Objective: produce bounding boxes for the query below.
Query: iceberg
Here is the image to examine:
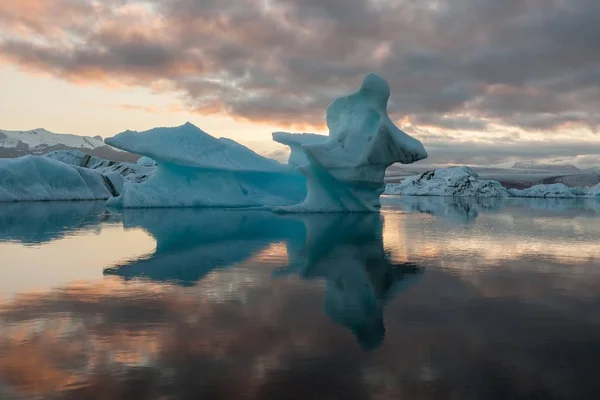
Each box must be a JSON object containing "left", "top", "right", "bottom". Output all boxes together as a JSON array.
[
  {"left": 0, "top": 155, "right": 120, "bottom": 202},
  {"left": 509, "top": 183, "right": 576, "bottom": 198},
  {"left": 586, "top": 184, "right": 600, "bottom": 197},
  {"left": 569, "top": 183, "right": 600, "bottom": 198},
  {"left": 385, "top": 166, "right": 510, "bottom": 197},
  {"left": 136, "top": 156, "right": 156, "bottom": 167},
  {"left": 46, "top": 150, "right": 155, "bottom": 183},
  {"left": 386, "top": 167, "right": 600, "bottom": 199},
  {"left": 104, "top": 123, "right": 307, "bottom": 208},
  {"left": 274, "top": 73, "right": 428, "bottom": 212}
]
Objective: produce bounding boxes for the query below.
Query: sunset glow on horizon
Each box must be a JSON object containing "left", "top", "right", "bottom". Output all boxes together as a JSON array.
[{"left": 1, "top": 0, "right": 600, "bottom": 165}]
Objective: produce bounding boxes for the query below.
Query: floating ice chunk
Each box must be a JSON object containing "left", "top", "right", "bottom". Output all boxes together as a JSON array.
[
  {"left": 0, "top": 155, "right": 115, "bottom": 202},
  {"left": 509, "top": 183, "right": 576, "bottom": 198},
  {"left": 105, "top": 123, "right": 306, "bottom": 208},
  {"left": 385, "top": 166, "right": 510, "bottom": 197},
  {"left": 584, "top": 183, "right": 600, "bottom": 197},
  {"left": 137, "top": 156, "right": 156, "bottom": 167},
  {"left": 274, "top": 73, "right": 428, "bottom": 212}
]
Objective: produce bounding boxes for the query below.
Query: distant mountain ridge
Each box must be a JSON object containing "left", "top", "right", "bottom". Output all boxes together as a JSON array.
[
  {"left": 0, "top": 128, "right": 139, "bottom": 162},
  {"left": 511, "top": 161, "right": 581, "bottom": 174}
]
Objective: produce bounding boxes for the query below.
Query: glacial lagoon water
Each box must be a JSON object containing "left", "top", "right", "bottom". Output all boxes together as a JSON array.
[{"left": 1, "top": 197, "right": 600, "bottom": 399}]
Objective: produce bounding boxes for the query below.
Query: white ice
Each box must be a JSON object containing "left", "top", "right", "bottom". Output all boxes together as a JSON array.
[
  {"left": 274, "top": 73, "right": 428, "bottom": 212},
  {"left": 272, "top": 132, "right": 328, "bottom": 168},
  {"left": 385, "top": 166, "right": 510, "bottom": 197},
  {"left": 586, "top": 184, "right": 600, "bottom": 197},
  {"left": 0, "top": 155, "right": 117, "bottom": 202},
  {"left": 46, "top": 150, "right": 155, "bottom": 183},
  {"left": 104, "top": 123, "right": 307, "bottom": 208},
  {"left": 386, "top": 166, "right": 600, "bottom": 199},
  {"left": 0, "top": 128, "right": 106, "bottom": 151},
  {"left": 509, "top": 183, "right": 577, "bottom": 198},
  {"left": 137, "top": 156, "right": 156, "bottom": 167}
]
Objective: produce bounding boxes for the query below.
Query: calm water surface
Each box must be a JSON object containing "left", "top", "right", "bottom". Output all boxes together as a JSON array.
[{"left": 1, "top": 197, "right": 600, "bottom": 399}]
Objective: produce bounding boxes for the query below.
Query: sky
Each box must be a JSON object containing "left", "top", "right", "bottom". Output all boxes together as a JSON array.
[{"left": 1, "top": 0, "right": 600, "bottom": 166}]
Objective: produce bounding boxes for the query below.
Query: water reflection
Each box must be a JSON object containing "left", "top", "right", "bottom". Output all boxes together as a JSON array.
[
  {"left": 0, "top": 201, "right": 112, "bottom": 244},
  {"left": 105, "top": 210, "right": 423, "bottom": 350},
  {"left": 104, "top": 209, "right": 304, "bottom": 285},
  {"left": 275, "top": 214, "right": 422, "bottom": 350},
  {"left": 382, "top": 195, "right": 600, "bottom": 223},
  {"left": 1, "top": 199, "right": 600, "bottom": 399}
]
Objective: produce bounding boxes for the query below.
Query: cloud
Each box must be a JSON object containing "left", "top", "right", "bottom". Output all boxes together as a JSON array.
[{"left": 1, "top": 0, "right": 600, "bottom": 163}]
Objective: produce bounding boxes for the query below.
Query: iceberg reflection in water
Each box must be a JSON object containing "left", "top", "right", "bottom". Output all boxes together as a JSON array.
[
  {"left": 0, "top": 201, "right": 112, "bottom": 244},
  {"left": 2, "top": 197, "right": 600, "bottom": 399},
  {"left": 105, "top": 209, "right": 423, "bottom": 349}
]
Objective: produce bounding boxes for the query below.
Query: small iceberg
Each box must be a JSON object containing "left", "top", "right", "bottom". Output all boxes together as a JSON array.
[
  {"left": 385, "top": 167, "right": 600, "bottom": 199},
  {"left": 385, "top": 166, "right": 510, "bottom": 197},
  {"left": 0, "top": 155, "right": 120, "bottom": 202},
  {"left": 509, "top": 183, "right": 576, "bottom": 198}
]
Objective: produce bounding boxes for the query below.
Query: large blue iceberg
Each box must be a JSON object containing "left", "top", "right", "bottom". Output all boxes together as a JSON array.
[
  {"left": 105, "top": 73, "right": 427, "bottom": 211},
  {"left": 105, "top": 123, "right": 306, "bottom": 208},
  {"left": 274, "top": 72, "right": 428, "bottom": 212}
]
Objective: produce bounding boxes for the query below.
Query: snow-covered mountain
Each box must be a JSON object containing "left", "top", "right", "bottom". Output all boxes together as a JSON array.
[{"left": 0, "top": 128, "right": 139, "bottom": 162}]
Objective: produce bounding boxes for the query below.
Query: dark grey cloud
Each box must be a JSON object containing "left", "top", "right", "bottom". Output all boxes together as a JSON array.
[
  {"left": 1, "top": 0, "right": 600, "bottom": 144},
  {"left": 411, "top": 114, "right": 489, "bottom": 131}
]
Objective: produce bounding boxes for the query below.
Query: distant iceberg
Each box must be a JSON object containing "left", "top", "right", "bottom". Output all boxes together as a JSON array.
[
  {"left": 509, "top": 183, "right": 576, "bottom": 198},
  {"left": 0, "top": 155, "right": 120, "bottom": 202},
  {"left": 105, "top": 123, "right": 306, "bottom": 208},
  {"left": 385, "top": 167, "right": 600, "bottom": 199},
  {"left": 274, "top": 73, "right": 428, "bottom": 212},
  {"left": 385, "top": 166, "right": 510, "bottom": 197},
  {"left": 586, "top": 184, "right": 600, "bottom": 197}
]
